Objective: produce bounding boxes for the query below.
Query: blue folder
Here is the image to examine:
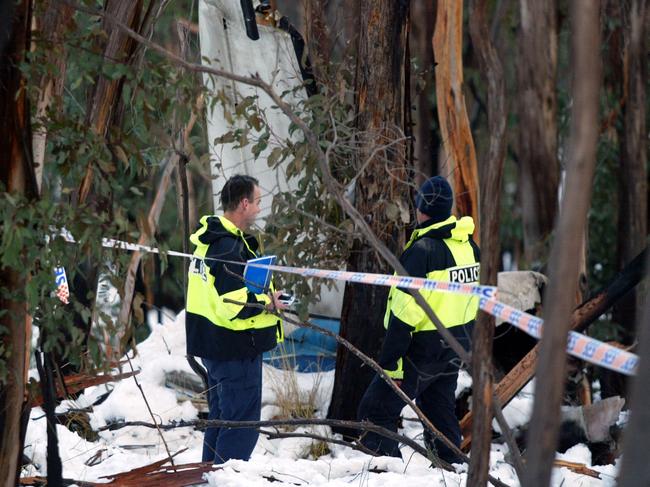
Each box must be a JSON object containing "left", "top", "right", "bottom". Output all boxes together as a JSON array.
[{"left": 244, "top": 255, "right": 276, "bottom": 293}]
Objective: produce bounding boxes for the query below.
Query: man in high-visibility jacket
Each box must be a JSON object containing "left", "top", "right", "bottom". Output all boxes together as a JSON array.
[
  {"left": 186, "top": 174, "right": 286, "bottom": 464},
  {"left": 357, "top": 175, "right": 479, "bottom": 464}
]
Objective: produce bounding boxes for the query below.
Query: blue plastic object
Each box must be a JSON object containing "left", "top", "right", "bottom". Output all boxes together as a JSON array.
[
  {"left": 244, "top": 255, "right": 276, "bottom": 293},
  {"left": 264, "top": 316, "right": 340, "bottom": 372}
]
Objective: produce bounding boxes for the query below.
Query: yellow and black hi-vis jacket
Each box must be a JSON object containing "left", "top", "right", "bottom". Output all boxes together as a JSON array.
[
  {"left": 378, "top": 215, "right": 480, "bottom": 379},
  {"left": 185, "top": 215, "right": 283, "bottom": 361}
]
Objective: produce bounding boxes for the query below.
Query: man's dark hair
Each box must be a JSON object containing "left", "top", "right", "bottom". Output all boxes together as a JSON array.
[{"left": 220, "top": 174, "right": 259, "bottom": 211}]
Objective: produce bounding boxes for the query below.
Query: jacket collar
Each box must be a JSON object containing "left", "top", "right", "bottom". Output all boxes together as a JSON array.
[{"left": 404, "top": 215, "right": 475, "bottom": 250}]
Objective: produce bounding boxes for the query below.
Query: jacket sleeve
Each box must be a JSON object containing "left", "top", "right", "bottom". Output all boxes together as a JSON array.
[
  {"left": 206, "top": 237, "right": 271, "bottom": 321},
  {"left": 377, "top": 242, "right": 429, "bottom": 377}
]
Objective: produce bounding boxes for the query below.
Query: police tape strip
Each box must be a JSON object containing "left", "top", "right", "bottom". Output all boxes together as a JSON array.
[
  {"left": 99, "top": 237, "right": 499, "bottom": 299},
  {"left": 254, "top": 263, "right": 498, "bottom": 299},
  {"left": 479, "top": 298, "right": 638, "bottom": 375},
  {"left": 52, "top": 236, "right": 638, "bottom": 376}
]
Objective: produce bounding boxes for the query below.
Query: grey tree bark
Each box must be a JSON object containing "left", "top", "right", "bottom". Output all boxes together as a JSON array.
[{"left": 516, "top": 0, "right": 559, "bottom": 269}]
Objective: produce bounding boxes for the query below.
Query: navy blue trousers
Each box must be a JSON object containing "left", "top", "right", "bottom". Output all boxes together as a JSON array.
[
  {"left": 357, "top": 325, "right": 472, "bottom": 464},
  {"left": 201, "top": 355, "right": 263, "bottom": 463}
]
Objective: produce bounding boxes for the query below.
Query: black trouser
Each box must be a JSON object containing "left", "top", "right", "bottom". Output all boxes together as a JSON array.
[{"left": 357, "top": 324, "right": 472, "bottom": 464}]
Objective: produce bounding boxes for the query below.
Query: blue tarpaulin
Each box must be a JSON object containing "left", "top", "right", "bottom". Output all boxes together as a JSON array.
[{"left": 264, "top": 316, "right": 340, "bottom": 372}]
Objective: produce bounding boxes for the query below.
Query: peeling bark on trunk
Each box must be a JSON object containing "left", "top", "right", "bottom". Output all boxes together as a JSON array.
[
  {"left": 0, "top": 1, "right": 36, "bottom": 485},
  {"left": 432, "top": 0, "right": 480, "bottom": 239},
  {"left": 328, "top": 0, "right": 410, "bottom": 430},
  {"left": 76, "top": 0, "right": 145, "bottom": 206},
  {"left": 523, "top": 2, "right": 601, "bottom": 485},
  {"left": 468, "top": 0, "right": 508, "bottom": 483},
  {"left": 516, "top": 0, "right": 559, "bottom": 268}
]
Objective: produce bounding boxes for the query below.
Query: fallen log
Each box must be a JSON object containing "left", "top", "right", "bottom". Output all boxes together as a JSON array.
[
  {"left": 460, "top": 247, "right": 647, "bottom": 451},
  {"left": 20, "top": 461, "right": 221, "bottom": 487},
  {"left": 28, "top": 370, "right": 138, "bottom": 408},
  {"left": 95, "top": 449, "right": 223, "bottom": 486}
]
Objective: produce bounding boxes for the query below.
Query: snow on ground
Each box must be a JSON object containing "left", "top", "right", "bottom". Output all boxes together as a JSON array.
[{"left": 22, "top": 310, "right": 620, "bottom": 486}]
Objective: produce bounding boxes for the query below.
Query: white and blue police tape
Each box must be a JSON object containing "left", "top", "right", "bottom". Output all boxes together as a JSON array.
[
  {"left": 54, "top": 235, "right": 638, "bottom": 376},
  {"left": 480, "top": 298, "right": 638, "bottom": 375}
]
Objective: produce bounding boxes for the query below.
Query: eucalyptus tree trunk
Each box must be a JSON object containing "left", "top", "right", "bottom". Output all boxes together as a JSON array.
[
  {"left": 70, "top": 0, "right": 148, "bottom": 363},
  {"left": 523, "top": 2, "right": 601, "bottom": 485},
  {"left": 32, "top": 0, "right": 74, "bottom": 193},
  {"left": 432, "top": 0, "right": 480, "bottom": 235},
  {"left": 328, "top": 0, "right": 410, "bottom": 427},
  {"left": 615, "top": 0, "right": 647, "bottom": 350},
  {"left": 468, "top": 0, "right": 507, "bottom": 483},
  {"left": 410, "top": 0, "right": 437, "bottom": 184},
  {"left": 0, "top": 1, "right": 36, "bottom": 485},
  {"left": 599, "top": 0, "right": 648, "bottom": 402},
  {"left": 76, "top": 0, "right": 147, "bottom": 206},
  {"left": 516, "top": 0, "right": 559, "bottom": 269},
  {"left": 618, "top": 255, "right": 650, "bottom": 486},
  {"left": 304, "top": 0, "right": 331, "bottom": 81}
]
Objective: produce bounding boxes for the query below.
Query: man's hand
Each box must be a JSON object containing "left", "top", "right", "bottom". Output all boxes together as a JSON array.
[{"left": 266, "top": 291, "right": 288, "bottom": 311}]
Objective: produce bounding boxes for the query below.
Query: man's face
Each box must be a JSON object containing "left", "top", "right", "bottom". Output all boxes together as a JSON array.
[{"left": 240, "top": 185, "right": 262, "bottom": 230}]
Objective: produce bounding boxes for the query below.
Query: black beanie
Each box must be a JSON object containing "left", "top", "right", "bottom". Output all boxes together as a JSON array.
[{"left": 415, "top": 176, "right": 453, "bottom": 222}]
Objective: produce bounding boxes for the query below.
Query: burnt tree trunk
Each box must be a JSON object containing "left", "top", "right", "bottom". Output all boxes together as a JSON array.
[
  {"left": 516, "top": 0, "right": 559, "bottom": 268},
  {"left": 328, "top": 0, "right": 410, "bottom": 429},
  {"left": 0, "top": 1, "right": 36, "bottom": 485},
  {"left": 432, "top": 0, "right": 480, "bottom": 237},
  {"left": 523, "top": 2, "right": 601, "bottom": 485},
  {"left": 468, "top": 0, "right": 507, "bottom": 483}
]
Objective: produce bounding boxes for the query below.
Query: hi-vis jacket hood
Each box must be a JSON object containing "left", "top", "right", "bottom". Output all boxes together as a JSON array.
[
  {"left": 406, "top": 215, "right": 475, "bottom": 249},
  {"left": 189, "top": 215, "right": 260, "bottom": 256}
]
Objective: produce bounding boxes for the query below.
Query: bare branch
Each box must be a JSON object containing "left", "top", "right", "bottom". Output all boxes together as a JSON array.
[
  {"left": 124, "top": 354, "right": 175, "bottom": 469},
  {"left": 257, "top": 428, "right": 404, "bottom": 458}
]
